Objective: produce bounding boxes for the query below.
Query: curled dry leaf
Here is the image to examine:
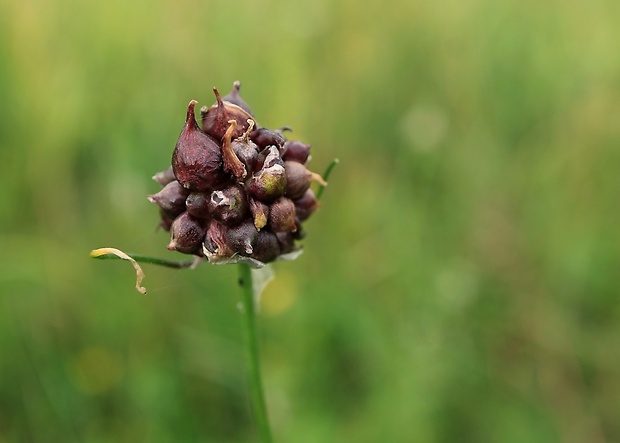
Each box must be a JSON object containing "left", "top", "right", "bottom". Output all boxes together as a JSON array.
[{"left": 90, "top": 247, "right": 147, "bottom": 294}]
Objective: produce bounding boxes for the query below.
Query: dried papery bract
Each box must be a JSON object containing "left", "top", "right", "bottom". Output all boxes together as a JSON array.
[{"left": 222, "top": 120, "right": 248, "bottom": 180}]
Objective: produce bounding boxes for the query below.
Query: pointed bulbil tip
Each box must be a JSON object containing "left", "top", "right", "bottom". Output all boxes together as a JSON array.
[
  {"left": 233, "top": 81, "right": 241, "bottom": 91},
  {"left": 152, "top": 166, "right": 175, "bottom": 186},
  {"left": 166, "top": 240, "right": 177, "bottom": 251},
  {"left": 213, "top": 87, "right": 224, "bottom": 107},
  {"left": 185, "top": 100, "right": 199, "bottom": 128}
]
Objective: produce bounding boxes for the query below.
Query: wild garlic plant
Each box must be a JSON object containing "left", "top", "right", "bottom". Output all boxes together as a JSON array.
[{"left": 91, "top": 81, "right": 337, "bottom": 443}]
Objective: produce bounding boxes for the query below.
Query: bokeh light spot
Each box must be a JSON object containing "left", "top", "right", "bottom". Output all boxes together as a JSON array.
[
  {"left": 260, "top": 271, "right": 298, "bottom": 316},
  {"left": 67, "top": 346, "right": 124, "bottom": 395}
]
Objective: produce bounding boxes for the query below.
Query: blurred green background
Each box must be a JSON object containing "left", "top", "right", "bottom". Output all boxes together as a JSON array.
[{"left": 1, "top": 0, "right": 620, "bottom": 441}]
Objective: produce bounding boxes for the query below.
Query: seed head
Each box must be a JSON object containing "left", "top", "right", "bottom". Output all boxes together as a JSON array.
[{"left": 150, "top": 82, "right": 329, "bottom": 265}]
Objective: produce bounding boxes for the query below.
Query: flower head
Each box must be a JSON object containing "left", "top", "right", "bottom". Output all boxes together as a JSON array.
[{"left": 149, "top": 82, "right": 325, "bottom": 268}]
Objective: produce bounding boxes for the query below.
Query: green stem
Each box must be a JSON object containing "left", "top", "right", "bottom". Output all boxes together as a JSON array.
[
  {"left": 317, "top": 158, "right": 339, "bottom": 200},
  {"left": 238, "top": 264, "right": 273, "bottom": 443}
]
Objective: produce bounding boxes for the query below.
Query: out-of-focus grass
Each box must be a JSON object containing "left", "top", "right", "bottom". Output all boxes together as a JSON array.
[{"left": 1, "top": 0, "right": 620, "bottom": 441}]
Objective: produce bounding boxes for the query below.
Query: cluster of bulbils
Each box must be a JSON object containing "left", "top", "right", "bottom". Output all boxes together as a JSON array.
[{"left": 148, "top": 82, "right": 325, "bottom": 267}]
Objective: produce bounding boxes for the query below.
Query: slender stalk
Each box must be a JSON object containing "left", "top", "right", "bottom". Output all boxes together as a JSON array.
[
  {"left": 238, "top": 263, "right": 273, "bottom": 443},
  {"left": 91, "top": 252, "right": 195, "bottom": 269}
]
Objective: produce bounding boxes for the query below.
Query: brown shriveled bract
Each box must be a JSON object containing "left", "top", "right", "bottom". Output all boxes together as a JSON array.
[{"left": 221, "top": 119, "right": 250, "bottom": 180}]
